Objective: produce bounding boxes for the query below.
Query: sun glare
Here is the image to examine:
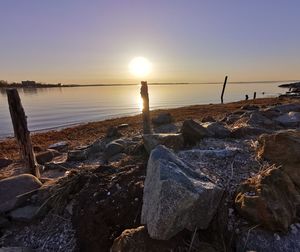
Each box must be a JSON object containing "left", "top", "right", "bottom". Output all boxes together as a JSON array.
[{"left": 129, "top": 57, "right": 152, "bottom": 78}]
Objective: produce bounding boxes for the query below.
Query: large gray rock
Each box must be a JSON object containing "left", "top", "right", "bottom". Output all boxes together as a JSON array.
[
  {"left": 35, "top": 149, "right": 60, "bottom": 164},
  {"left": 8, "top": 205, "right": 39, "bottom": 222},
  {"left": 181, "top": 119, "right": 212, "bottom": 145},
  {"left": 268, "top": 103, "right": 300, "bottom": 114},
  {"left": 141, "top": 145, "right": 224, "bottom": 240},
  {"left": 48, "top": 141, "right": 69, "bottom": 152},
  {"left": 104, "top": 140, "right": 125, "bottom": 158},
  {"left": 152, "top": 113, "right": 173, "bottom": 126},
  {"left": 153, "top": 123, "right": 178, "bottom": 134},
  {"left": 236, "top": 226, "right": 300, "bottom": 252},
  {"left": 275, "top": 111, "right": 300, "bottom": 127},
  {"left": 143, "top": 133, "right": 184, "bottom": 154},
  {"left": 0, "top": 158, "right": 13, "bottom": 169},
  {"left": 201, "top": 122, "right": 231, "bottom": 138},
  {"left": 0, "top": 174, "right": 42, "bottom": 213}
]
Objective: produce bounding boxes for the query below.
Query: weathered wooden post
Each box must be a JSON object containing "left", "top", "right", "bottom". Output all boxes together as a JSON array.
[
  {"left": 221, "top": 75, "right": 228, "bottom": 104},
  {"left": 6, "top": 89, "right": 40, "bottom": 177},
  {"left": 140, "top": 81, "right": 151, "bottom": 134},
  {"left": 253, "top": 92, "right": 257, "bottom": 100}
]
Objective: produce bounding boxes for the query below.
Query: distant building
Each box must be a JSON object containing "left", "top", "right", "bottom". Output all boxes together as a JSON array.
[{"left": 21, "top": 80, "right": 36, "bottom": 87}]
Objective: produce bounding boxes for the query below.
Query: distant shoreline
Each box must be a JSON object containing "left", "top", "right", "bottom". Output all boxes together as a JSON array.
[{"left": 0, "top": 79, "right": 299, "bottom": 89}]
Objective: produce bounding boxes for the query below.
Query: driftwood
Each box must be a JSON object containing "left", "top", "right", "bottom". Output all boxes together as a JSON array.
[
  {"left": 6, "top": 89, "right": 40, "bottom": 177},
  {"left": 221, "top": 76, "right": 228, "bottom": 104},
  {"left": 140, "top": 81, "right": 151, "bottom": 134}
]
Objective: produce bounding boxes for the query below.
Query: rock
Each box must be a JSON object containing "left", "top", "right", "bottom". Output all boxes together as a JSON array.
[
  {"left": 111, "top": 226, "right": 186, "bottom": 252},
  {"left": 275, "top": 112, "right": 300, "bottom": 127},
  {"left": 0, "top": 158, "right": 12, "bottom": 169},
  {"left": 104, "top": 140, "right": 125, "bottom": 158},
  {"left": 48, "top": 141, "right": 69, "bottom": 152},
  {"left": 201, "top": 115, "right": 216, "bottom": 123},
  {"left": 67, "top": 148, "right": 88, "bottom": 161},
  {"left": 117, "top": 123, "right": 129, "bottom": 129},
  {"left": 141, "top": 145, "right": 224, "bottom": 240},
  {"left": 241, "top": 104, "right": 259, "bottom": 111},
  {"left": 257, "top": 130, "right": 300, "bottom": 165},
  {"left": 106, "top": 126, "right": 121, "bottom": 138},
  {"left": 0, "top": 174, "right": 42, "bottom": 213},
  {"left": 257, "top": 130, "right": 300, "bottom": 187},
  {"left": 235, "top": 167, "right": 300, "bottom": 232},
  {"left": 153, "top": 123, "right": 178, "bottom": 134},
  {"left": 269, "top": 103, "right": 300, "bottom": 114},
  {"left": 35, "top": 149, "right": 61, "bottom": 165},
  {"left": 108, "top": 153, "right": 127, "bottom": 163},
  {"left": 181, "top": 119, "right": 212, "bottom": 145},
  {"left": 201, "top": 122, "right": 231, "bottom": 138},
  {"left": 152, "top": 113, "right": 173, "bottom": 126},
  {"left": 8, "top": 205, "right": 39, "bottom": 222},
  {"left": 143, "top": 133, "right": 184, "bottom": 154},
  {"left": 0, "top": 215, "right": 9, "bottom": 227},
  {"left": 236, "top": 227, "right": 300, "bottom": 252},
  {"left": 230, "top": 126, "right": 270, "bottom": 138},
  {"left": 248, "top": 112, "right": 274, "bottom": 128}
]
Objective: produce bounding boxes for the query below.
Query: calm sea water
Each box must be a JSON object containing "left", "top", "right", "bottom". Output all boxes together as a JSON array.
[{"left": 0, "top": 82, "right": 286, "bottom": 138}]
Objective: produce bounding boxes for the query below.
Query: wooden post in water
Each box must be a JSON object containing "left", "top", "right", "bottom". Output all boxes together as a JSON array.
[
  {"left": 253, "top": 92, "right": 257, "bottom": 100},
  {"left": 6, "top": 89, "right": 40, "bottom": 178},
  {"left": 140, "top": 81, "right": 151, "bottom": 134},
  {"left": 221, "top": 76, "right": 228, "bottom": 104}
]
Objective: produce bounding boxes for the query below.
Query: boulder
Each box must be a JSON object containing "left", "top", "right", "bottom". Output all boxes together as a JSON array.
[
  {"left": 0, "top": 158, "right": 12, "bottom": 169},
  {"left": 235, "top": 167, "right": 300, "bottom": 232},
  {"left": 143, "top": 133, "right": 184, "bottom": 154},
  {"left": 268, "top": 103, "right": 300, "bottom": 114},
  {"left": 106, "top": 126, "right": 121, "bottom": 138},
  {"left": 241, "top": 104, "right": 259, "bottom": 111},
  {"left": 67, "top": 147, "right": 88, "bottom": 161},
  {"left": 275, "top": 112, "right": 300, "bottom": 127},
  {"left": 111, "top": 226, "right": 184, "bottom": 252},
  {"left": 104, "top": 140, "right": 125, "bottom": 158},
  {"left": 35, "top": 149, "right": 61, "bottom": 164},
  {"left": 141, "top": 145, "right": 224, "bottom": 240},
  {"left": 230, "top": 126, "right": 270, "bottom": 138},
  {"left": 257, "top": 130, "right": 300, "bottom": 165},
  {"left": 152, "top": 113, "right": 173, "bottom": 126},
  {"left": 248, "top": 112, "right": 274, "bottom": 128},
  {"left": 8, "top": 205, "right": 39, "bottom": 222},
  {"left": 181, "top": 119, "right": 212, "bottom": 145},
  {"left": 153, "top": 123, "right": 178, "bottom": 134},
  {"left": 236, "top": 226, "right": 300, "bottom": 252},
  {"left": 201, "top": 115, "right": 216, "bottom": 123},
  {"left": 0, "top": 174, "right": 42, "bottom": 213},
  {"left": 257, "top": 130, "right": 300, "bottom": 187},
  {"left": 0, "top": 215, "right": 9, "bottom": 228},
  {"left": 48, "top": 141, "right": 69, "bottom": 152},
  {"left": 201, "top": 122, "right": 231, "bottom": 138}
]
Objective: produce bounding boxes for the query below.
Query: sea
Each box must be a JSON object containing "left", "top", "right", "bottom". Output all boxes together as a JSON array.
[{"left": 0, "top": 82, "right": 290, "bottom": 138}]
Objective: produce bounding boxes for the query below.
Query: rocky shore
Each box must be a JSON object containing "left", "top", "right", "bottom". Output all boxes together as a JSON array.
[{"left": 1, "top": 97, "right": 300, "bottom": 251}]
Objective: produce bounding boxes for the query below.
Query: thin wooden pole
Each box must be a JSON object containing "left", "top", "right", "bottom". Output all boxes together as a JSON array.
[
  {"left": 221, "top": 76, "right": 228, "bottom": 104},
  {"left": 253, "top": 92, "right": 256, "bottom": 100},
  {"left": 140, "top": 81, "right": 151, "bottom": 134},
  {"left": 6, "top": 89, "right": 40, "bottom": 177}
]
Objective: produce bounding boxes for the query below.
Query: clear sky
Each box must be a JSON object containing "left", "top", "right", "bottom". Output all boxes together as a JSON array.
[{"left": 1, "top": 0, "right": 300, "bottom": 84}]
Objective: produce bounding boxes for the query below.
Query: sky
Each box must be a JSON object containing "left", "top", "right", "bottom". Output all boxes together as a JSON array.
[{"left": 0, "top": 0, "right": 300, "bottom": 84}]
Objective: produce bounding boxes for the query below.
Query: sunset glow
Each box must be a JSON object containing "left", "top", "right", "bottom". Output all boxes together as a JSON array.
[{"left": 129, "top": 57, "right": 152, "bottom": 78}]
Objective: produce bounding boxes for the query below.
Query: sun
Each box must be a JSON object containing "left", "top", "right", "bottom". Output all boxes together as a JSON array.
[{"left": 129, "top": 57, "right": 152, "bottom": 78}]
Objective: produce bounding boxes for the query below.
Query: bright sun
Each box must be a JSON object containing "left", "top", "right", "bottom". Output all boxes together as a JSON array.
[{"left": 129, "top": 57, "right": 152, "bottom": 78}]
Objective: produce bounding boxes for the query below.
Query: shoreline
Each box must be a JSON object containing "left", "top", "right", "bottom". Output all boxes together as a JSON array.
[{"left": 0, "top": 97, "right": 295, "bottom": 160}]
